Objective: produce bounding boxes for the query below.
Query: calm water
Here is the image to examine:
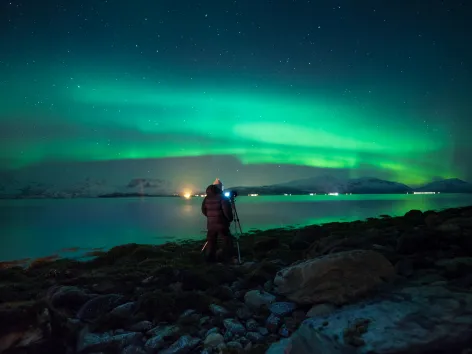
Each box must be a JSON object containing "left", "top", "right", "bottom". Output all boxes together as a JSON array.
[{"left": 1, "top": 194, "right": 472, "bottom": 262}]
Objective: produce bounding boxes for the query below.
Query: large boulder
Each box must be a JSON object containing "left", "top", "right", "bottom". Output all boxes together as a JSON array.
[
  {"left": 273, "top": 250, "right": 395, "bottom": 305},
  {"left": 267, "top": 285, "right": 472, "bottom": 353}
]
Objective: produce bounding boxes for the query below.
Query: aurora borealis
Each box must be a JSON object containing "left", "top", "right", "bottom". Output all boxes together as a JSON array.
[{"left": 1, "top": 1, "right": 471, "bottom": 188}]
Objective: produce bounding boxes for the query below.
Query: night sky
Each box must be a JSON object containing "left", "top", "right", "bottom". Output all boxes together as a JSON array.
[{"left": 1, "top": 0, "right": 471, "bottom": 191}]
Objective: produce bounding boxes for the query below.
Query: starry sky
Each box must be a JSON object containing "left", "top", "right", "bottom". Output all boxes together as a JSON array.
[{"left": 1, "top": 0, "right": 471, "bottom": 191}]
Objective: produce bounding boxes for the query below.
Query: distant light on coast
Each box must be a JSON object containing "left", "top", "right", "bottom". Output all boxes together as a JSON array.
[
  {"left": 413, "top": 191, "right": 438, "bottom": 194},
  {"left": 182, "top": 191, "right": 192, "bottom": 199}
]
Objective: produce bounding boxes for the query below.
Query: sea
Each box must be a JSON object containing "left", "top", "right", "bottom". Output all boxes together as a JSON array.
[{"left": 1, "top": 193, "right": 472, "bottom": 263}]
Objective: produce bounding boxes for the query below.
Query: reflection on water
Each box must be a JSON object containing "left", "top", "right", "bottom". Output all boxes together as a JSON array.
[{"left": 1, "top": 193, "right": 471, "bottom": 261}]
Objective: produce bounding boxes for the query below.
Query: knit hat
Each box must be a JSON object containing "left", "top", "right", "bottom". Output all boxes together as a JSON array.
[{"left": 212, "top": 178, "right": 223, "bottom": 191}]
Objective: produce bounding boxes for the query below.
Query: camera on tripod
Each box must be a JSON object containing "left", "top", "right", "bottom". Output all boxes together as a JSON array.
[{"left": 224, "top": 190, "right": 238, "bottom": 200}]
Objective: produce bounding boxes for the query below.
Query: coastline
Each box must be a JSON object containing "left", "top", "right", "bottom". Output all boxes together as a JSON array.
[{"left": 1, "top": 206, "right": 472, "bottom": 353}]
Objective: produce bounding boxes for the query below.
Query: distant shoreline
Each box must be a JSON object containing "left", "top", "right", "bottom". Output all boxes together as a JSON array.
[{"left": 0, "top": 191, "right": 471, "bottom": 200}]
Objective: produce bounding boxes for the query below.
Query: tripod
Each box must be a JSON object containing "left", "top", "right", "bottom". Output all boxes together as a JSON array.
[{"left": 230, "top": 196, "right": 243, "bottom": 264}]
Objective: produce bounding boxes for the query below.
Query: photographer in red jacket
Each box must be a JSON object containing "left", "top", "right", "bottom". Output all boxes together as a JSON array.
[{"left": 201, "top": 180, "right": 234, "bottom": 263}]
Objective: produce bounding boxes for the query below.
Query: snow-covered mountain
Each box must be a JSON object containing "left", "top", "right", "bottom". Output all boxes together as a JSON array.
[
  {"left": 274, "top": 175, "right": 347, "bottom": 193},
  {"left": 117, "top": 178, "right": 174, "bottom": 195},
  {"left": 273, "top": 175, "right": 411, "bottom": 194},
  {"left": 415, "top": 178, "right": 472, "bottom": 193},
  {"left": 346, "top": 177, "right": 412, "bottom": 194},
  {"left": 0, "top": 177, "right": 175, "bottom": 198}
]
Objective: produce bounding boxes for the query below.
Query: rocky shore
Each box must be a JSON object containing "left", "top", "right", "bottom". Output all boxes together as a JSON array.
[{"left": 1, "top": 206, "right": 472, "bottom": 354}]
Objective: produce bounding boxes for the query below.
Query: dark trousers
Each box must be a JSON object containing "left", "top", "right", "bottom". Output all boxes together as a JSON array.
[{"left": 205, "top": 228, "right": 234, "bottom": 262}]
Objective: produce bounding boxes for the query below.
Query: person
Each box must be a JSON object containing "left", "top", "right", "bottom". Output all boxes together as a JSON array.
[{"left": 201, "top": 181, "right": 234, "bottom": 263}]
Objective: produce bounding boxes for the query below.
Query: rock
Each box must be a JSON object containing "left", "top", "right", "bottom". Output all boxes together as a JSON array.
[
  {"left": 244, "top": 290, "right": 276, "bottom": 310},
  {"left": 177, "top": 309, "right": 200, "bottom": 325},
  {"left": 394, "top": 258, "right": 414, "bottom": 277},
  {"left": 269, "top": 302, "right": 297, "bottom": 317},
  {"left": 424, "top": 212, "right": 440, "bottom": 228},
  {"left": 435, "top": 257, "right": 472, "bottom": 278},
  {"left": 159, "top": 335, "right": 200, "bottom": 354},
  {"left": 145, "top": 325, "right": 180, "bottom": 350},
  {"left": 209, "top": 304, "right": 230, "bottom": 317},
  {"left": 396, "top": 230, "right": 430, "bottom": 254},
  {"left": 223, "top": 318, "right": 246, "bottom": 334},
  {"left": 109, "top": 301, "right": 137, "bottom": 318},
  {"left": 204, "top": 332, "right": 224, "bottom": 348},
  {"left": 205, "top": 327, "right": 219, "bottom": 337},
  {"left": 122, "top": 345, "right": 147, "bottom": 354},
  {"left": 266, "top": 327, "right": 355, "bottom": 354},
  {"left": 127, "top": 320, "right": 153, "bottom": 332},
  {"left": 77, "top": 294, "right": 125, "bottom": 322},
  {"left": 290, "top": 225, "right": 326, "bottom": 250},
  {"left": 227, "top": 340, "right": 243, "bottom": 349},
  {"left": 266, "top": 314, "right": 282, "bottom": 333},
  {"left": 275, "top": 285, "right": 472, "bottom": 353},
  {"left": 47, "top": 285, "right": 95, "bottom": 310},
  {"left": 247, "top": 331, "right": 264, "bottom": 343},
  {"left": 274, "top": 250, "right": 395, "bottom": 305},
  {"left": 236, "top": 305, "right": 253, "bottom": 320},
  {"left": 245, "top": 319, "right": 259, "bottom": 331},
  {"left": 258, "top": 326, "right": 269, "bottom": 336},
  {"left": 253, "top": 237, "right": 280, "bottom": 253},
  {"left": 76, "top": 329, "right": 143, "bottom": 353},
  {"left": 306, "top": 303, "right": 336, "bottom": 318},
  {"left": 403, "top": 209, "right": 424, "bottom": 225}
]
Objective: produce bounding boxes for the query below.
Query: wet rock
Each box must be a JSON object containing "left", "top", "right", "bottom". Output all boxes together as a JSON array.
[
  {"left": 205, "top": 327, "right": 219, "bottom": 337},
  {"left": 209, "top": 304, "right": 230, "bottom": 317},
  {"left": 258, "top": 326, "right": 269, "bottom": 336},
  {"left": 109, "top": 302, "right": 137, "bottom": 318},
  {"left": 76, "top": 329, "right": 143, "bottom": 353},
  {"left": 127, "top": 320, "right": 153, "bottom": 332},
  {"left": 266, "top": 314, "right": 282, "bottom": 333},
  {"left": 199, "top": 316, "right": 210, "bottom": 326},
  {"left": 244, "top": 290, "right": 276, "bottom": 310},
  {"left": 223, "top": 318, "right": 246, "bottom": 334},
  {"left": 274, "top": 250, "right": 394, "bottom": 305},
  {"left": 203, "top": 332, "right": 224, "bottom": 348},
  {"left": 236, "top": 305, "right": 253, "bottom": 320},
  {"left": 247, "top": 331, "right": 264, "bottom": 343},
  {"left": 227, "top": 341, "right": 243, "bottom": 349},
  {"left": 47, "top": 285, "right": 95, "bottom": 311},
  {"left": 145, "top": 325, "right": 180, "bottom": 350},
  {"left": 160, "top": 335, "right": 200, "bottom": 354},
  {"left": 177, "top": 309, "right": 200, "bottom": 325},
  {"left": 269, "top": 302, "right": 297, "bottom": 317},
  {"left": 77, "top": 294, "right": 125, "bottom": 322},
  {"left": 122, "top": 345, "right": 147, "bottom": 354},
  {"left": 245, "top": 319, "right": 259, "bottom": 331}
]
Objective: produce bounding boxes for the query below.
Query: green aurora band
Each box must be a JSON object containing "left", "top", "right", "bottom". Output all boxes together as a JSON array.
[{"left": 0, "top": 72, "right": 456, "bottom": 185}]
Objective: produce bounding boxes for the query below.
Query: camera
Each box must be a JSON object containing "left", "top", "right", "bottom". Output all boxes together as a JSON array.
[{"left": 224, "top": 190, "right": 238, "bottom": 199}]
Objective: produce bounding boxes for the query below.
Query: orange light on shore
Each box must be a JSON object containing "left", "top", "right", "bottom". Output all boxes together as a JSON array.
[{"left": 183, "top": 191, "right": 192, "bottom": 199}]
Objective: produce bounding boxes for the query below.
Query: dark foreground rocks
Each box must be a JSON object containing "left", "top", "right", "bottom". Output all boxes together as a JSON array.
[{"left": 1, "top": 205, "right": 472, "bottom": 353}]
